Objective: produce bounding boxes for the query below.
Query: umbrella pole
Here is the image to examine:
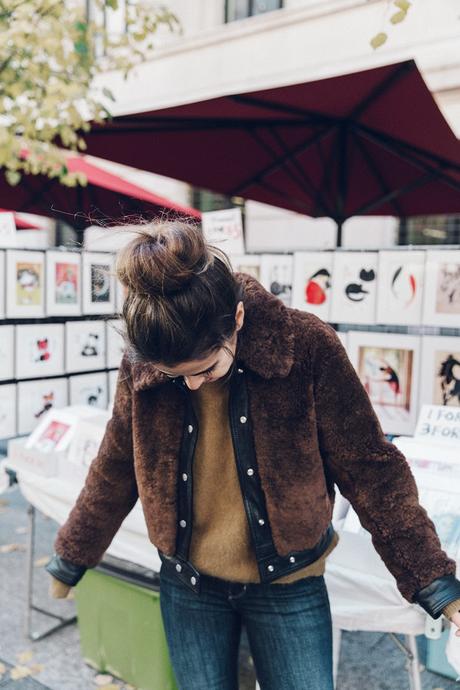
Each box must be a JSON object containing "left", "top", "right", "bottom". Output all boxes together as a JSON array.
[{"left": 336, "top": 220, "right": 343, "bottom": 248}]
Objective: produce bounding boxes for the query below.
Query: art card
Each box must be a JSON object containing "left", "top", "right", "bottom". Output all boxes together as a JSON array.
[
  {"left": 0, "top": 325, "right": 14, "bottom": 381},
  {"left": 82, "top": 252, "right": 116, "bottom": 315},
  {"left": 202, "top": 208, "right": 245, "bottom": 255},
  {"left": 423, "top": 250, "right": 460, "bottom": 327},
  {"left": 260, "top": 255, "right": 293, "bottom": 306},
  {"left": 231, "top": 255, "right": 261, "bottom": 281},
  {"left": 419, "top": 336, "right": 460, "bottom": 409},
  {"left": 46, "top": 250, "right": 81, "bottom": 316},
  {"left": 0, "top": 250, "right": 5, "bottom": 318},
  {"left": 15, "top": 323, "right": 65, "bottom": 379},
  {"left": 0, "top": 384, "right": 16, "bottom": 439},
  {"left": 69, "top": 372, "right": 108, "bottom": 410},
  {"left": 347, "top": 331, "right": 421, "bottom": 435},
  {"left": 17, "top": 377, "right": 68, "bottom": 435},
  {"left": 106, "top": 319, "right": 125, "bottom": 369},
  {"left": 6, "top": 250, "right": 45, "bottom": 318},
  {"left": 330, "top": 252, "right": 378, "bottom": 324},
  {"left": 291, "top": 252, "right": 334, "bottom": 320},
  {"left": 65, "top": 320, "right": 106, "bottom": 373},
  {"left": 376, "top": 250, "right": 426, "bottom": 326}
]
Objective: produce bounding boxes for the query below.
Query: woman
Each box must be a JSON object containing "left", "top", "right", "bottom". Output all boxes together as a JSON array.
[{"left": 47, "top": 221, "right": 460, "bottom": 690}]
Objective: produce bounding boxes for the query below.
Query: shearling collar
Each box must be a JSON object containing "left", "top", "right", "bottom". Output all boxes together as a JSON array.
[{"left": 130, "top": 272, "right": 295, "bottom": 391}]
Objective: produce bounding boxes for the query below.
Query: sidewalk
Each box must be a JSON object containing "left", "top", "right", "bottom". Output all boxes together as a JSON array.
[{"left": 1, "top": 484, "right": 458, "bottom": 690}]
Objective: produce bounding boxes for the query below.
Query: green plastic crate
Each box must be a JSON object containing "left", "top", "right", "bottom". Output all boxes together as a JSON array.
[
  {"left": 75, "top": 568, "right": 178, "bottom": 690},
  {"left": 426, "top": 626, "right": 459, "bottom": 682}
]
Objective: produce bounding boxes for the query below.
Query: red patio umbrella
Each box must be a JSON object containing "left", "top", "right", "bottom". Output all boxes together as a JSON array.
[
  {"left": 82, "top": 59, "right": 460, "bottom": 245},
  {"left": 0, "top": 154, "right": 200, "bottom": 230}
]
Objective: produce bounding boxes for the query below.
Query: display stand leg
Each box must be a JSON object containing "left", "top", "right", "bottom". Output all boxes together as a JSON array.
[
  {"left": 25, "top": 503, "right": 77, "bottom": 641},
  {"left": 388, "top": 633, "right": 422, "bottom": 690},
  {"left": 332, "top": 626, "right": 341, "bottom": 688}
]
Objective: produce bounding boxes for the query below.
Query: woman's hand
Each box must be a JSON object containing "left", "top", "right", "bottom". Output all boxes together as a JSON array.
[
  {"left": 49, "top": 576, "right": 72, "bottom": 599},
  {"left": 450, "top": 610, "right": 460, "bottom": 637}
]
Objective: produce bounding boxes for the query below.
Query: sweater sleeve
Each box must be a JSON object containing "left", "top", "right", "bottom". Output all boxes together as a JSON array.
[
  {"left": 52, "top": 355, "right": 138, "bottom": 570},
  {"left": 310, "top": 317, "right": 459, "bottom": 614}
]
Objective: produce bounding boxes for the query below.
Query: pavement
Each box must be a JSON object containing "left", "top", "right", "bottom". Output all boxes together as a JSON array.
[{"left": 1, "top": 480, "right": 459, "bottom": 690}]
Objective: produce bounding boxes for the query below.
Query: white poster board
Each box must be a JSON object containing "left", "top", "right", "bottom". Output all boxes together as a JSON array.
[{"left": 202, "top": 208, "right": 245, "bottom": 255}]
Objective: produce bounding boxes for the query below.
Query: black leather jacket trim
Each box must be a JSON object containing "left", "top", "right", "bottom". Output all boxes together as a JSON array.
[
  {"left": 413, "top": 574, "right": 460, "bottom": 619},
  {"left": 45, "top": 553, "right": 87, "bottom": 587}
]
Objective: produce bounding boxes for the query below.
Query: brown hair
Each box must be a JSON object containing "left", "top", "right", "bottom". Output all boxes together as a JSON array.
[{"left": 115, "top": 220, "right": 244, "bottom": 366}]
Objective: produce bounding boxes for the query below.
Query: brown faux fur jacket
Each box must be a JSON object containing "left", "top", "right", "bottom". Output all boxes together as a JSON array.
[{"left": 54, "top": 273, "right": 457, "bottom": 605}]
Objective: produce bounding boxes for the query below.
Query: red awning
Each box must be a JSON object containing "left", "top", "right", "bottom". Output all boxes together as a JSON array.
[
  {"left": 0, "top": 153, "right": 200, "bottom": 229},
  {"left": 82, "top": 59, "right": 460, "bottom": 229}
]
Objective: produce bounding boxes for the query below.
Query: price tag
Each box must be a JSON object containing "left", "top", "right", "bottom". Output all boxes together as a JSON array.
[{"left": 414, "top": 404, "right": 460, "bottom": 445}]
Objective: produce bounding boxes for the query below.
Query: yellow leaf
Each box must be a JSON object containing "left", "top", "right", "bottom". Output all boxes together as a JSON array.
[
  {"left": 370, "top": 32, "right": 388, "bottom": 49},
  {"left": 390, "top": 9, "right": 407, "bottom": 24},
  {"left": 0, "top": 662, "right": 6, "bottom": 676},
  {"left": 394, "top": 0, "right": 411, "bottom": 10},
  {"left": 29, "top": 664, "right": 44, "bottom": 675},
  {"left": 0, "top": 542, "right": 25, "bottom": 552},
  {"left": 95, "top": 674, "right": 114, "bottom": 685},
  {"left": 10, "top": 665, "right": 33, "bottom": 680},
  {"left": 34, "top": 556, "right": 51, "bottom": 567},
  {"left": 16, "top": 650, "right": 33, "bottom": 663}
]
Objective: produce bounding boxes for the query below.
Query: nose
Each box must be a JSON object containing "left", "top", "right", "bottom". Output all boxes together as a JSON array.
[{"left": 184, "top": 376, "right": 205, "bottom": 390}]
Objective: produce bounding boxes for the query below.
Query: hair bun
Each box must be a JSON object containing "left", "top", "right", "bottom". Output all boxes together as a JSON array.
[{"left": 116, "top": 221, "right": 211, "bottom": 296}]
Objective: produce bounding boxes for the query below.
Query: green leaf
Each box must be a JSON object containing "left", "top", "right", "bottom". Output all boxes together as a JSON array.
[
  {"left": 74, "top": 41, "right": 89, "bottom": 55},
  {"left": 5, "top": 170, "right": 21, "bottom": 186},
  {"left": 390, "top": 9, "right": 407, "bottom": 24},
  {"left": 105, "top": 0, "right": 119, "bottom": 9},
  {"left": 394, "top": 0, "right": 411, "bottom": 10}
]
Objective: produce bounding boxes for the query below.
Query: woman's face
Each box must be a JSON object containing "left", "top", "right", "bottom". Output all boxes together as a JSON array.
[{"left": 155, "top": 301, "right": 245, "bottom": 390}]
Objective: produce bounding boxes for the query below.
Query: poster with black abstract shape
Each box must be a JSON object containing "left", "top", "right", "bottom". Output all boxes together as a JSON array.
[
  {"left": 330, "top": 252, "right": 378, "bottom": 324},
  {"left": 17, "top": 377, "right": 68, "bottom": 435},
  {"left": 419, "top": 336, "right": 460, "bottom": 410},
  {"left": 376, "top": 250, "right": 426, "bottom": 326},
  {"left": 82, "top": 252, "right": 115, "bottom": 315},
  {"left": 0, "top": 384, "right": 16, "bottom": 439},
  {"left": 423, "top": 250, "right": 460, "bottom": 327},
  {"left": 292, "top": 252, "right": 334, "bottom": 320},
  {"left": 46, "top": 250, "right": 81, "bottom": 316},
  {"left": 6, "top": 250, "right": 45, "bottom": 318},
  {"left": 15, "top": 324, "right": 65, "bottom": 379},
  {"left": 69, "top": 372, "right": 108, "bottom": 410},
  {"left": 347, "top": 331, "right": 421, "bottom": 435},
  {"left": 260, "top": 255, "right": 293, "bottom": 306},
  {"left": 65, "top": 320, "right": 106, "bottom": 373}
]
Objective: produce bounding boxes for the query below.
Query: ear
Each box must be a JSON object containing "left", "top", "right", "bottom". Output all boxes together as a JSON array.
[{"left": 235, "top": 301, "right": 245, "bottom": 332}]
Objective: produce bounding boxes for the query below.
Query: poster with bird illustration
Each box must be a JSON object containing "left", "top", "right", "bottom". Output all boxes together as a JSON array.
[
  {"left": 330, "top": 252, "right": 378, "bottom": 324},
  {"left": 420, "top": 336, "right": 460, "bottom": 409},
  {"left": 292, "top": 252, "right": 334, "bottom": 320},
  {"left": 347, "top": 331, "right": 421, "bottom": 435},
  {"left": 377, "top": 250, "right": 426, "bottom": 326}
]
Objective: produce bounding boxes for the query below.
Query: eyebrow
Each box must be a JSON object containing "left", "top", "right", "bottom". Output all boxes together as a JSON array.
[{"left": 158, "top": 360, "right": 219, "bottom": 378}]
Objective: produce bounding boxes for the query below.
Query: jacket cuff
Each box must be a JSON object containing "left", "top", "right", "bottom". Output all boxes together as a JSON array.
[
  {"left": 413, "top": 574, "right": 460, "bottom": 619},
  {"left": 45, "top": 553, "right": 87, "bottom": 587}
]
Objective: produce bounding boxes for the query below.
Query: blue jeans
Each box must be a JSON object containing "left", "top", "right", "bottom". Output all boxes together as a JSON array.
[{"left": 159, "top": 564, "right": 334, "bottom": 690}]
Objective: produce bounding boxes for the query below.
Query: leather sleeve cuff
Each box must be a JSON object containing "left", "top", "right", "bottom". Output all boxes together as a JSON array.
[
  {"left": 413, "top": 574, "right": 460, "bottom": 619},
  {"left": 45, "top": 553, "right": 87, "bottom": 587}
]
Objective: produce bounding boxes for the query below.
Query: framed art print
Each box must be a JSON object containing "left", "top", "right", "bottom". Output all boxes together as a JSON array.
[
  {"left": 65, "top": 320, "right": 106, "bottom": 373},
  {"left": 0, "top": 325, "right": 14, "bottom": 381},
  {"left": 330, "top": 252, "right": 378, "bottom": 325},
  {"left": 377, "top": 250, "right": 426, "bottom": 326},
  {"left": 291, "top": 252, "right": 334, "bottom": 320},
  {"left": 422, "top": 250, "right": 460, "bottom": 327},
  {"left": 260, "top": 255, "right": 293, "bottom": 306},
  {"left": 0, "top": 250, "right": 5, "bottom": 319},
  {"left": 46, "top": 250, "right": 81, "bottom": 316},
  {"left": 82, "top": 252, "right": 116, "bottom": 315},
  {"left": 69, "top": 372, "right": 108, "bottom": 410},
  {"left": 419, "top": 336, "right": 460, "bottom": 408},
  {"left": 231, "top": 255, "right": 261, "bottom": 281},
  {"left": 106, "top": 319, "right": 125, "bottom": 369},
  {"left": 17, "top": 377, "right": 68, "bottom": 435},
  {"left": 0, "top": 384, "right": 16, "bottom": 439},
  {"left": 347, "top": 331, "right": 421, "bottom": 435},
  {"left": 15, "top": 323, "right": 65, "bottom": 379},
  {"left": 108, "top": 368, "right": 119, "bottom": 410},
  {"left": 6, "top": 249, "right": 45, "bottom": 318}
]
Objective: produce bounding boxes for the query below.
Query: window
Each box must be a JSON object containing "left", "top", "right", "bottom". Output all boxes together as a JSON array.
[
  {"left": 225, "top": 0, "right": 283, "bottom": 23},
  {"left": 398, "top": 215, "right": 460, "bottom": 245}
]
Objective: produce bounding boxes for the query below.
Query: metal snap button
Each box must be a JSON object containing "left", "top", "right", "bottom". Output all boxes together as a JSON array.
[
  {"left": 240, "top": 416, "right": 247, "bottom": 424},
  {"left": 237, "top": 368, "right": 243, "bottom": 374},
  {"left": 247, "top": 468, "right": 254, "bottom": 476},
  {"left": 289, "top": 556, "right": 296, "bottom": 563},
  {"left": 267, "top": 565, "right": 274, "bottom": 572},
  {"left": 258, "top": 518, "right": 265, "bottom": 526},
  {"left": 190, "top": 576, "right": 197, "bottom": 585},
  {"left": 179, "top": 520, "right": 187, "bottom": 528},
  {"left": 182, "top": 473, "right": 188, "bottom": 481},
  {"left": 176, "top": 563, "right": 182, "bottom": 572},
  {"left": 187, "top": 425, "right": 193, "bottom": 433}
]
